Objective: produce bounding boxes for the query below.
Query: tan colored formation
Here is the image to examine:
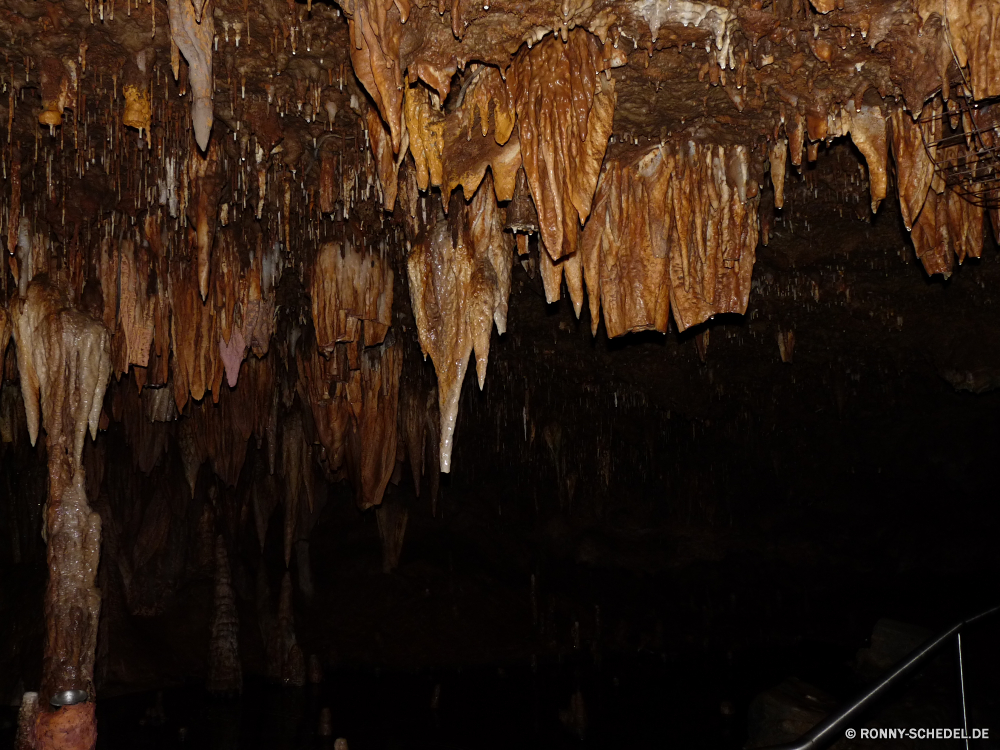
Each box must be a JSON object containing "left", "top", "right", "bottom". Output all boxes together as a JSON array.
[
  {"left": 510, "top": 31, "right": 622, "bottom": 261},
  {"left": 406, "top": 172, "right": 514, "bottom": 473},
  {"left": 580, "top": 141, "right": 760, "bottom": 336},
  {"left": 166, "top": 0, "right": 215, "bottom": 150},
  {"left": 310, "top": 241, "right": 393, "bottom": 354},
  {"left": 10, "top": 281, "right": 111, "bottom": 745},
  {"left": 3, "top": 0, "right": 1000, "bottom": 743}
]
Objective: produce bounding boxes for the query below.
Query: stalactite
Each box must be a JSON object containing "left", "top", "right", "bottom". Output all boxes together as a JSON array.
[
  {"left": 923, "top": 0, "right": 1000, "bottom": 101},
  {"left": 580, "top": 141, "right": 759, "bottom": 337},
  {"left": 769, "top": 140, "right": 787, "bottom": 210},
  {"left": 346, "top": 0, "right": 407, "bottom": 153},
  {"left": 404, "top": 83, "right": 445, "bottom": 192},
  {"left": 188, "top": 140, "right": 223, "bottom": 301},
  {"left": 38, "top": 59, "right": 77, "bottom": 130},
  {"left": 510, "top": 30, "right": 623, "bottom": 261},
  {"left": 365, "top": 105, "right": 401, "bottom": 211},
  {"left": 890, "top": 104, "right": 936, "bottom": 231},
  {"left": 406, "top": 181, "right": 513, "bottom": 473},
  {"left": 842, "top": 103, "right": 888, "bottom": 213},
  {"left": 167, "top": 0, "right": 215, "bottom": 150},
  {"left": 281, "top": 412, "right": 311, "bottom": 567},
  {"left": 889, "top": 96, "right": 985, "bottom": 276},
  {"left": 346, "top": 341, "right": 401, "bottom": 509},
  {"left": 310, "top": 241, "right": 393, "bottom": 355},
  {"left": 399, "top": 378, "right": 426, "bottom": 497}
]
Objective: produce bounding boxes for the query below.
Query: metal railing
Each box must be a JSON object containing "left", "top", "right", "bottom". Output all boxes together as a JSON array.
[{"left": 763, "top": 604, "right": 1000, "bottom": 750}]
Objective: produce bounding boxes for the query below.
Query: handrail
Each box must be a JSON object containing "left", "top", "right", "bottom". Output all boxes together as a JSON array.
[{"left": 761, "top": 604, "right": 1000, "bottom": 750}]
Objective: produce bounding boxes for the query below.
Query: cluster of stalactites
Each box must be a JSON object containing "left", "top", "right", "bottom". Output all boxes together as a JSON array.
[
  {"left": 310, "top": 241, "right": 394, "bottom": 354},
  {"left": 406, "top": 172, "right": 514, "bottom": 473},
  {"left": 511, "top": 30, "right": 623, "bottom": 262},
  {"left": 11, "top": 280, "right": 111, "bottom": 464},
  {"left": 770, "top": 99, "right": 888, "bottom": 214},
  {"left": 296, "top": 336, "right": 402, "bottom": 509},
  {"left": 889, "top": 98, "right": 996, "bottom": 278},
  {"left": 767, "top": 91, "right": 997, "bottom": 278},
  {"left": 299, "top": 238, "right": 402, "bottom": 508},
  {"left": 576, "top": 140, "right": 760, "bottom": 337}
]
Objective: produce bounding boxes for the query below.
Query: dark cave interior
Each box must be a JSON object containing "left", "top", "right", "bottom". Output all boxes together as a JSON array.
[{"left": 1, "top": 0, "right": 1000, "bottom": 747}]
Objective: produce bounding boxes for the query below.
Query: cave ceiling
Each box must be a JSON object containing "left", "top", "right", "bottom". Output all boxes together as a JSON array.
[
  {"left": 3, "top": 0, "right": 1000, "bottom": 731},
  {"left": 0, "top": 0, "right": 997, "bottom": 499}
]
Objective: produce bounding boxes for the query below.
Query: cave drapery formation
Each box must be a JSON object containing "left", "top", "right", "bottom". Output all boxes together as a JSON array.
[{"left": 1, "top": 0, "right": 999, "bottom": 744}]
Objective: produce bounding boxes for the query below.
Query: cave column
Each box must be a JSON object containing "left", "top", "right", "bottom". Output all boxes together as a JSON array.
[{"left": 12, "top": 281, "right": 111, "bottom": 750}]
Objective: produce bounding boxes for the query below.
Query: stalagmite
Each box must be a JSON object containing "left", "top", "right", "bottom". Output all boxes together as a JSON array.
[
  {"left": 207, "top": 536, "right": 242, "bottom": 693},
  {"left": 268, "top": 572, "right": 305, "bottom": 686},
  {"left": 167, "top": 0, "right": 215, "bottom": 150},
  {"left": 15, "top": 692, "right": 38, "bottom": 750}
]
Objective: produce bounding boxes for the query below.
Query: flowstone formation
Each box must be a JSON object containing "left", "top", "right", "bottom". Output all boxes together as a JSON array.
[{"left": 0, "top": 0, "right": 999, "bottom": 744}]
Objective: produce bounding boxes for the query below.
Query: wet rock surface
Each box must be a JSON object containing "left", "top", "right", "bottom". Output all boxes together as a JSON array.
[{"left": 0, "top": 0, "right": 1000, "bottom": 746}]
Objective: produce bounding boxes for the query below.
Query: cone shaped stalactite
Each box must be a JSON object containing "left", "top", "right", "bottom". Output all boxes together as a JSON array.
[
  {"left": 345, "top": 0, "right": 407, "bottom": 154},
  {"left": 406, "top": 180, "right": 514, "bottom": 473},
  {"left": 167, "top": 0, "right": 214, "bottom": 151}
]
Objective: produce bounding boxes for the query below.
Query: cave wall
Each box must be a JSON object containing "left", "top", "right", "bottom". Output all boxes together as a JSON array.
[{"left": 0, "top": 0, "right": 999, "bottom": 743}]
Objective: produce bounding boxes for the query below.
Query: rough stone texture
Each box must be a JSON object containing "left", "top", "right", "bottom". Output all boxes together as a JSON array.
[
  {"left": 33, "top": 703, "right": 98, "bottom": 750},
  {"left": 0, "top": 0, "right": 1000, "bottom": 743},
  {"left": 206, "top": 536, "right": 241, "bottom": 693}
]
